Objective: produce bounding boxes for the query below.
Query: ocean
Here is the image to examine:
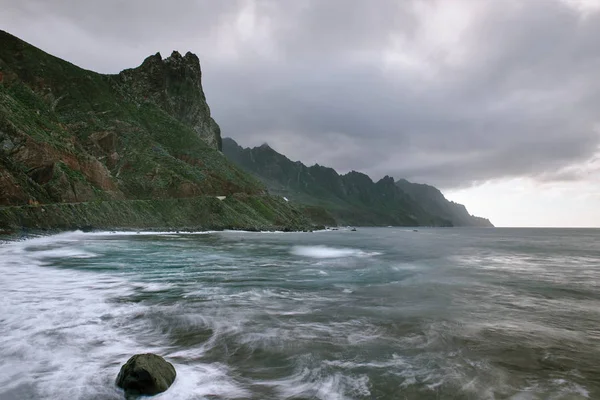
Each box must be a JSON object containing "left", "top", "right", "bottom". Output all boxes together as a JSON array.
[{"left": 1, "top": 228, "right": 599, "bottom": 399}]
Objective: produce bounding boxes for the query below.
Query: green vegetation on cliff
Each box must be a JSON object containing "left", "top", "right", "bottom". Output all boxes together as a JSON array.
[
  {"left": 0, "top": 30, "right": 262, "bottom": 206},
  {"left": 0, "top": 195, "right": 310, "bottom": 233},
  {"left": 223, "top": 138, "right": 493, "bottom": 227},
  {"left": 0, "top": 30, "right": 492, "bottom": 231},
  {"left": 0, "top": 31, "right": 312, "bottom": 231}
]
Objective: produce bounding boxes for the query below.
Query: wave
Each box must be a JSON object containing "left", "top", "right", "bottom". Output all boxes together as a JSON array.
[
  {"left": 290, "top": 245, "right": 381, "bottom": 259},
  {"left": 259, "top": 366, "right": 370, "bottom": 400},
  {"left": 0, "top": 231, "right": 245, "bottom": 399}
]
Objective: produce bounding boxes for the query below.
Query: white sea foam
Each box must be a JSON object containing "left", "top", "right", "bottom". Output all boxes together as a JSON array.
[
  {"left": 290, "top": 245, "right": 381, "bottom": 259},
  {"left": 261, "top": 367, "right": 370, "bottom": 400},
  {"left": 18, "top": 229, "right": 218, "bottom": 239},
  {"left": 0, "top": 237, "right": 138, "bottom": 399},
  {"left": 2, "top": 228, "right": 597, "bottom": 399},
  {"left": 27, "top": 247, "right": 98, "bottom": 260},
  {"left": 0, "top": 233, "right": 245, "bottom": 400},
  {"left": 151, "top": 363, "right": 251, "bottom": 400}
]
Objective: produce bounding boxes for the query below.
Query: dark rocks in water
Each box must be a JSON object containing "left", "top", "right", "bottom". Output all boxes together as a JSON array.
[
  {"left": 351, "top": 228, "right": 357, "bottom": 231},
  {"left": 116, "top": 353, "right": 176, "bottom": 396}
]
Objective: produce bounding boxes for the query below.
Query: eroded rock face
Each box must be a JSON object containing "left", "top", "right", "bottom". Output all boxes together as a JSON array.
[
  {"left": 116, "top": 353, "right": 176, "bottom": 396},
  {"left": 118, "top": 51, "right": 222, "bottom": 150},
  {"left": 27, "top": 163, "right": 55, "bottom": 185},
  {"left": 0, "top": 166, "right": 28, "bottom": 205}
]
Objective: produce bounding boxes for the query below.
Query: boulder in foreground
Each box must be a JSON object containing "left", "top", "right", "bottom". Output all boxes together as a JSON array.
[{"left": 116, "top": 353, "right": 176, "bottom": 396}]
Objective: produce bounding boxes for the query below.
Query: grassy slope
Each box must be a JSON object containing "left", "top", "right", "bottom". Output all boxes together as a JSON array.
[{"left": 0, "top": 195, "right": 311, "bottom": 232}]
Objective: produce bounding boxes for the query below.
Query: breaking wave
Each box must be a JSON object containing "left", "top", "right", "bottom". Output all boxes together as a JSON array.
[{"left": 290, "top": 245, "right": 381, "bottom": 259}]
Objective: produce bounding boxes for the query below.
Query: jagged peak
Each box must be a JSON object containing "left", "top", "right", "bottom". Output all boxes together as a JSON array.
[
  {"left": 184, "top": 51, "right": 200, "bottom": 63},
  {"left": 377, "top": 175, "right": 396, "bottom": 184},
  {"left": 117, "top": 48, "right": 220, "bottom": 150},
  {"left": 162, "top": 50, "right": 201, "bottom": 70},
  {"left": 344, "top": 170, "right": 370, "bottom": 178},
  {"left": 132, "top": 50, "right": 202, "bottom": 74},
  {"left": 139, "top": 52, "right": 162, "bottom": 67}
]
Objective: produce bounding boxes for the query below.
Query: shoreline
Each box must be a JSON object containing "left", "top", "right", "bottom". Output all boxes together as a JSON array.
[
  {"left": 0, "top": 226, "right": 330, "bottom": 243},
  {"left": 0, "top": 194, "right": 319, "bottom": 237}
]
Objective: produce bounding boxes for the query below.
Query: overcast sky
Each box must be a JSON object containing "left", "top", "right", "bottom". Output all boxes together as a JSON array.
[{"left": 2, "top": 0, "right": 600, "bottom": 227}]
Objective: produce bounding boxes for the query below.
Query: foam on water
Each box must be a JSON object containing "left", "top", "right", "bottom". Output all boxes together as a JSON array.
[
  {"left": 290, "top": 245, "right": 381, "bottom": 259},
  {"left": 1, "top": 236, "right": 133, "bottom": 398},
  {"left": 1, "top": 228, "right": 599, "bottom": 399},
  {"left": 260, "top": 367, "right": 371, "bottom": 400},
  {"left": 0, "top": 233, "right": 248, "bottom": 399}
]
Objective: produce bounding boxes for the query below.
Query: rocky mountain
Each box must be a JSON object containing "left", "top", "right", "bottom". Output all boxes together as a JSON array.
[
  {"left": 0, "top": 30, "right": 491, "bottom": 231},
  {"left": 0, "top": 30, "right": 264, "bottom": 205},
  {"left": 0, "top": 30, "right": 311, "bottom": 231},
  {"left": 223, "top": 138, "right": 493, "bottom": 227},
  {"left": 118, "top": 51, "right": 222, "bottom": 150}
]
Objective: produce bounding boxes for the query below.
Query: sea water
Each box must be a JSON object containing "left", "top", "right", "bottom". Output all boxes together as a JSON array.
[{"left": 1, "top": 228, "right": 599, "bottom": 399}]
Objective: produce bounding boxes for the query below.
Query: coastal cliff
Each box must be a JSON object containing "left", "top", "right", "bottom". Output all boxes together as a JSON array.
[
  {"left": 0, "top": 31, "right": 311, "bottom": 231},
  {"left": 223, "top": 138, "right": 493, "bottom": 227},
  {"left": 0, "top": 30, "right": 492, "bottom": 231}
]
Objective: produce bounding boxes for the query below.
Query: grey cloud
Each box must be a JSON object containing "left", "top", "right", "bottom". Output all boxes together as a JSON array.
[
  {"left": 8, "top": 0, "right": 242, "bottom": 42},
  {"left": 2, "top": 0, "right": 599, "bottom": 189}
]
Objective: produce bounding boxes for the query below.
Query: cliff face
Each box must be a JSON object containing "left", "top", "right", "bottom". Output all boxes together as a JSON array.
[
  {"left": 395, "top": 179, "right": 494, "bottom": 227},
  {"left": 223, "top": 138, "right": 493, "bottom": 227},
  {"left": 0, "top": 30, "right": 258, "bottom": 207},
  {"left": 222, "top": 138, "right": 458, "bottom": 226},
  {"left": 117, "top": 51, "right": 222, "bottom": 150}
]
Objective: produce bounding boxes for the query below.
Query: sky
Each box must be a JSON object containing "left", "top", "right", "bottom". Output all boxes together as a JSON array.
[{"left": 2, "top": 0, "right": 600, "bottom": 227}]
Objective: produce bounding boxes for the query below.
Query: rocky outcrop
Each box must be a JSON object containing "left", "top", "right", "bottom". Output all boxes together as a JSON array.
[
  {"left": 116, "top": 354, "right": 176, "bottom": 396},
  {"left": 117, "top": 51, "right": 222, "bottom": 150}
]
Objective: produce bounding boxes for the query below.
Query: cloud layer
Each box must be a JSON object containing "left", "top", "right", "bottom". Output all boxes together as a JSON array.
[{"left": 2, "top": 0, "right": 600, "bottom": 188}]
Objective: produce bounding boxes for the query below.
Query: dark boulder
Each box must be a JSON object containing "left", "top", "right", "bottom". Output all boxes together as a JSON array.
[{"left": 116, "top": 353, "right": 176, "bottom": 396}]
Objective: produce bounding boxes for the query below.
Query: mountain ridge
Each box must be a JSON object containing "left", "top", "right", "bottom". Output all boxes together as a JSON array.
[
  {"left": 223, "top": 137, "right": 493, "bottom": 227},
  {"left": 0, "top": 29, "right": 492, "bottom": 231}
]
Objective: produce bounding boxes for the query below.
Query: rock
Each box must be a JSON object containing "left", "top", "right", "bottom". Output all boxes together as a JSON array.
[
  {"left": 0, "top": 136, "right": 15, "bottom": 153},
  {"left": 118, "top": 50, "right": 222, "bottom": 150},
  {"left": 89, "top": 131, "right": 118, "bottom": 154},
  {"left": 116, "top": 353, "right": 176, "bottom": 396},
  {"left": 27, "top": 163, "right": 56, "bottom": 185}
]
